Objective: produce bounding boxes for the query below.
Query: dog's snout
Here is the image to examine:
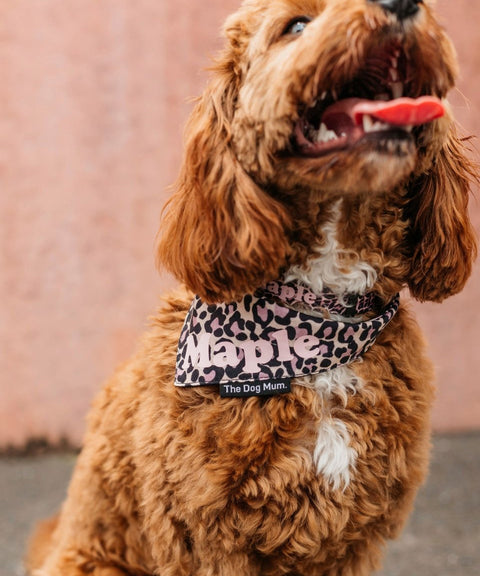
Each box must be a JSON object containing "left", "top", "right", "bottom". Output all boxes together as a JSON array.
[{"left": 369, "top": 0, "right": 423, "bottom": 20}]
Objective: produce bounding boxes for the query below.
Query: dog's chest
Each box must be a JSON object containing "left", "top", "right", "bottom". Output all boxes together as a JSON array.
[
  {"left": 294, "top": 365, "right": 361, "bottom": 490},
  {"left": 283, "top": 203, "right": 378, "bottom": 489}
]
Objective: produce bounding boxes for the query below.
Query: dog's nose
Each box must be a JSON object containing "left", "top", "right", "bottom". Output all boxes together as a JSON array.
[{"left": 369, "top": 0, "right": 423, "bottom": 20}]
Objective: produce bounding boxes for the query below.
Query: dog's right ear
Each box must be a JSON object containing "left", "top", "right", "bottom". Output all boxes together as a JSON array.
[{"left": 156, "top": 38, "right": 291, "bottom": 304}]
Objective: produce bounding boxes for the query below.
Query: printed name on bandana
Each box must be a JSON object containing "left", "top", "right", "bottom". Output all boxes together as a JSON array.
[{"left": 184, "top": 329, "right": 326, "bottom": 373}]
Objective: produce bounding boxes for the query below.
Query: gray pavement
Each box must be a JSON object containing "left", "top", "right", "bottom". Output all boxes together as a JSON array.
[{"left": 0, "top": 433, "right": 478, "bottom": 576}]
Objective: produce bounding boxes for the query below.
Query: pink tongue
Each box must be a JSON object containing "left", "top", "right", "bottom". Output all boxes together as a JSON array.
[{"left": 323, "top": 96, "right": 445, "bottom": 128}]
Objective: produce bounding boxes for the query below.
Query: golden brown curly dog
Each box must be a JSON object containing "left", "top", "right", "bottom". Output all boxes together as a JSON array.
[{"left": 28, "top": 1, "right": 477, "bottom": 575}]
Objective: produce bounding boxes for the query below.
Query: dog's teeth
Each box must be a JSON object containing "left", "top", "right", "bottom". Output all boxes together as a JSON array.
[
  {"left": 332, "top": 89, "right": 338, "bottom": 101},
  {"left": 316, "top": 124, "right": 326, "bottom": 141},
  {"left": 362, "top": 115, "right": 391, "bottom": 133},
  {"left": 362, "top": 115, "right": 374, "bottom": 133},
  {"left": 390, "top": 82, "right": 403, "bottom": 99},
  {"left": 375, "top": 93, "right": 390, "bottom": 102},
  {"left": 399, "top": 140, "right": 409, "bottom": 155},
  {"left": 390, "top": 57, "right": 398, "bottom": 69},
  {"left": 389, "top": 68, "right": 399, "bottom": 82},
  {"left": 373, "top": 121, "right": 389, "bottom": 132},
  {"left": 310, "top": 99, "right": 318, "bottom": 109},
  {"left": 405, "top": 125, "right": 413, "bottom": 133},
  {"left": 386, "top": 140, "right": 397, "bottom": 154},
  {"left": 316, "top": 123, "right": 338, "bottom": 143},
  {"left": 320, "top": 91, "right": 328, "bottom": 101}
]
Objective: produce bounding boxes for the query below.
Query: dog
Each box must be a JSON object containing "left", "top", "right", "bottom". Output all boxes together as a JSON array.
[{"left": 27, "top": 0, "right": 477, "bottom": 575}]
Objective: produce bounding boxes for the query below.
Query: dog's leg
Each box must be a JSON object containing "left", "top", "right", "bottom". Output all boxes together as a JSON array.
[
  {"left": 25, "top": 515, "right": 60, "bottom": 574},
  {"left": 33, "top": 553, "right": 136, "bottom": 576},
  {"left": 30, "top": 540, "right": 144, "bottom": 576},
  {"left": 26, "top": 515, "right": 133, "bottom": 576},
  {"left": 196, "top": 552, "right": 260, "bottom": 576}
]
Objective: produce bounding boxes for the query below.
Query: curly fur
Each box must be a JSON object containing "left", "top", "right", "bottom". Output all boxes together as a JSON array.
[{"left": 27, "top": 1, "right": 477, "bottom": 575}]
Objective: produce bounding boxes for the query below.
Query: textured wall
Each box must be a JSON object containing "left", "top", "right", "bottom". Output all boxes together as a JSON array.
[
  {"left": 0, "top": 0, "right": 479, "bottom": 448},
  {"left": 412, "top": 0, "right": 480, "bottom": 432}
]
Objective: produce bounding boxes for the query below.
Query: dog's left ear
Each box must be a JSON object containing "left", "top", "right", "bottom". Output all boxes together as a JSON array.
[{"left": 407, "top": 125, "right": 478, "bottom": 302}]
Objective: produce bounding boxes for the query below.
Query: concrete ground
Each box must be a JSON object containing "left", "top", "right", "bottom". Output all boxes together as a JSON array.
[{"left": 1, "top": 433, "right": 478, "bottom": 576}]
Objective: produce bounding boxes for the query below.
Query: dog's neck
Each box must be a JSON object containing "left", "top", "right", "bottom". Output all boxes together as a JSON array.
[{"left": 285, "top": 200, "right": 378, "bottom": 302}]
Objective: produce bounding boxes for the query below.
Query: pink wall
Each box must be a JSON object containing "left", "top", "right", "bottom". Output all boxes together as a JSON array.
[
  {"left": 0, "top": 0, "right": 478, "bottom": 448},
  {"left": 413, "top": 0, "right": 480, "bottom": 432}
]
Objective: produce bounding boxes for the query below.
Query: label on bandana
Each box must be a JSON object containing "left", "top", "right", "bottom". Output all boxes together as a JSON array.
[
  {"left": 220, "top": 379, "right": 291, "bottom": 398},
  {"left": 174, "top": 284, "right": 400, "bottom": 394}
]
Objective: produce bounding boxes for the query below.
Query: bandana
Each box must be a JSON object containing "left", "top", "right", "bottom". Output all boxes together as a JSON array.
[{"left": 175, "top": 280, "right": 399, "bottom": 398}]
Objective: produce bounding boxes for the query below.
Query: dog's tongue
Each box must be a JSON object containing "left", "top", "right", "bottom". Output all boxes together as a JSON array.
[{"left": 323, "top": 96, "right": 445, "bottom": 128}]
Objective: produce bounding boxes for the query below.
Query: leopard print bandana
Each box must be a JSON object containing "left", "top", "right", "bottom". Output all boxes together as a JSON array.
[{"left": 175, "top": 281, "right": 400, "bottom": 397}]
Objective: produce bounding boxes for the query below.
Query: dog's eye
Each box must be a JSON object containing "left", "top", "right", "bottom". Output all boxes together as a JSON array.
[{"left": 283, "top": 17, "right": 311, "bottom": 36}]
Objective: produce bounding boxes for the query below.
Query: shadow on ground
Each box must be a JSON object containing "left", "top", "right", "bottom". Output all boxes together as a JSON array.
[{"left": 1, "top": 433, "right": 478, "bottom": 576}]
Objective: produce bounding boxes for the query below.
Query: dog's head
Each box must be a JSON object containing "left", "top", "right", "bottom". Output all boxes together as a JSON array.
[{"left": 158, "top": 0, "right": 477, "bottom": 303}]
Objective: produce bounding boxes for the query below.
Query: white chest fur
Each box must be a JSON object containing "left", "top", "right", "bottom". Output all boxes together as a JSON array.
[{"left": 286, "top": 201, "right": 377, "bottom": 490}]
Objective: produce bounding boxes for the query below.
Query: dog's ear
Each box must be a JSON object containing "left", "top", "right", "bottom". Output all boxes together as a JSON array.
[
  {"left": 407, "top": 124, "right": 478, "bottom": 302},
  {"left": 156, "top": 45, "right": 291, "bottom": 303}
]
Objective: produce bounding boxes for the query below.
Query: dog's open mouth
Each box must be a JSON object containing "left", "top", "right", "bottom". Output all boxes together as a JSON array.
[{"left": 294, "top": 43, "right": 445, "bottom": 157}]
